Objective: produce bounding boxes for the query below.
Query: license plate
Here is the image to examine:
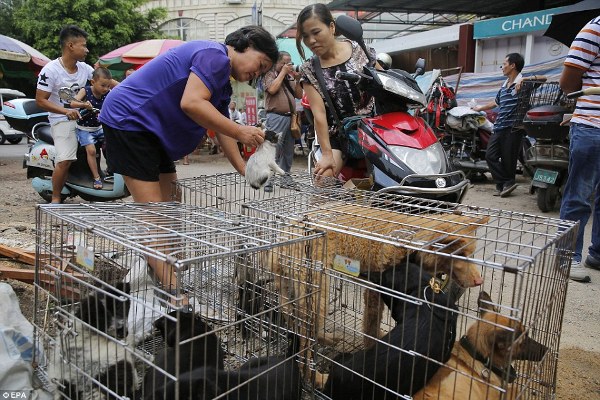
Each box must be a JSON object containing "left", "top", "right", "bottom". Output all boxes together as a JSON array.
[{"left": 533, "top": 168, "right": 558, "bottom": 185}]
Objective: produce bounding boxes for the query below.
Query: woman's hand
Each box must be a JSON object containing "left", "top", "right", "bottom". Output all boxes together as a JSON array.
[
  {"left": 314, "top": 152, "right": 336, "bottom": 177},
  {"left": 237, "top": 125, "right": 265, "bottom": 148}
]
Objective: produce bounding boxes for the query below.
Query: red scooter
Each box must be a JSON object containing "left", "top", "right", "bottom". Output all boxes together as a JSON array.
[{"left": 309, "top": 15, "right": 468, "bottom": 203}]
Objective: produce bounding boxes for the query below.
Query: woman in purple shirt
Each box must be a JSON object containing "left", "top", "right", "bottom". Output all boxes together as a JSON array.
[
  {"left": 100, "top": 27, "right": 278, "bottom": 304},
  {"left": 100, "top": 26, "right": 278, "bottom": 202}
]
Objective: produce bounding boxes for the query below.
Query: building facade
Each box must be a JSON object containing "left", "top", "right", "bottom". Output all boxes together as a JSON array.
[{"left": 139, "top": 0, "right": 316, "bottom": 42}]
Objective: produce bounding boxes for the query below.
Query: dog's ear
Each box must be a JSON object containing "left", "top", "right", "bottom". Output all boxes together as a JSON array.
[{"left": 477, "top": 291, "right": 498, "bottom": 315}]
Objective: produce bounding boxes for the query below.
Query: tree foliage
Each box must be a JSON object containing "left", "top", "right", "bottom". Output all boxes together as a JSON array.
[
  {"left": 12, "top": 0, "right": 167, "bottom": 63},
  {"left": 0, "top": 0, "right": 26, "bottom": 41}
]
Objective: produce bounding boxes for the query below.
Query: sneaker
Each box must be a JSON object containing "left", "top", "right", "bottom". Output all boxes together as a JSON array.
[
  {"left": 584, "top": 254, "right": 600, "bottom": 271},
  {"left": 500, "top": 183, "right": 518, "bottom": 198},
  {"left": 569, "top": 261, "right": 591, "bottom": 282}
]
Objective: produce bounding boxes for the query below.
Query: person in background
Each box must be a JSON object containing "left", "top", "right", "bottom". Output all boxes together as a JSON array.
[
  {"left": 124, "top": 68, "right": 135, "bottom": 79},
  {"left": 558, "top": 15, "right": 600, "bottom": 283},
  {"left": 263, "top": 51, "right": 302, "bottom": 191},
  {"left": 296, "top": 4, "right": 375, "bottom": 178},
  {"left": 35, "top": 25, "right": 117, "bottom": 203},
  {"left": 229, "top": 100, "right": 242, "bottom": 123},
  {"left": 239, "top": 107, "right": 247, "bottom": 125},
  {"left": 472, "top": 53, "right": 544, "bottom": 198},
  {"left": 69, "top": 67, "right": 113, "bottom": 189},
  {"left": 99, "top": 26, "right": 277, "bottom": 304}
]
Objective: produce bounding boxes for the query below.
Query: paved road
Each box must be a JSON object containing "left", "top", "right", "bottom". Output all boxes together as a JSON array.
[{"left": 0, "top": 142, "right": 28, "bottom": 161}]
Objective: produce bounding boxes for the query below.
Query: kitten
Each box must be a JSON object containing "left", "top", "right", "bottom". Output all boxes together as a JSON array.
[{"left": 245, "top": 130, "right": 285, "bottom": 189}]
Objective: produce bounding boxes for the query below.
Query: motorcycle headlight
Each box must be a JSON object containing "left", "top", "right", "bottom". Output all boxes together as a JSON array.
[
  {"left": 376, "top": 72, "right": 427, "bottom": 106},
  {"left": 389, "top": 141, "right": 445, "bottom": 175}
]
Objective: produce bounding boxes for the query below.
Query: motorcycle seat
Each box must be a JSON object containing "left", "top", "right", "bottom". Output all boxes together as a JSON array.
[{"left": 37, "top": 125, "right": 54, "bottom": 145}]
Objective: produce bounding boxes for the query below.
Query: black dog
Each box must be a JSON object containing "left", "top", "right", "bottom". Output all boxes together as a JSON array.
[
  {"left": 237, "top": 278, "right": 282, "bottom": 339},
  {"left": 321, "top": 262, "right": 459, "bottom": 399},
  {"left": 48, "top": 282, "right": 138, "bottom": 400},
  {"left": 150, "top": 331, "right": 303, "bottom": 400},
  {"left": 142, "top": 310, "right": 225, "bottom": 399}
]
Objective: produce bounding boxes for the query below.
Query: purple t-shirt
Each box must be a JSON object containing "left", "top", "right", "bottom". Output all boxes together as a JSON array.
[{"left": 99, "top": 41, "right": 232, "bottom": 160}]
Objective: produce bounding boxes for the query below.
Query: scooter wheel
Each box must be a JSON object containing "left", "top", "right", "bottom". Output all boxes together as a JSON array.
[{"left": 537, "top": 186, "right": 559, "bottom": 213}]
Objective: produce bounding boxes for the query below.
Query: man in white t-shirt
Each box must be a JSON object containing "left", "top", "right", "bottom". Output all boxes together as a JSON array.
[{"left": 36, "top": 25, "right": 107, "bottom": 203}]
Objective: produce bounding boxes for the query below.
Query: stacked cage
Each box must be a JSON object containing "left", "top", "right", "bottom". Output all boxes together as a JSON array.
[
  {"left": 32, "top": 202, "right": 325, "bottom": 400},
  {"left": 178, "top": 173, "right": 577, "bottom": 399}
]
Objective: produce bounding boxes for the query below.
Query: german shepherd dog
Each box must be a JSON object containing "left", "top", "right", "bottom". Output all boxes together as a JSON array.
[
  {"left": 412, "top": 291, "right": 548, "bottom": 400},
  {"left": 321, "top": 261, "right": 459, "bottom": 399},
  {"left": 47, "top": 282, "right": 137, "bottom": 400}
]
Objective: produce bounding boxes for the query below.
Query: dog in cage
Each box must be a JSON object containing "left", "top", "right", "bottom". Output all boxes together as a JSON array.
[
  {"left": 145, "top": 329, "right": 303, "bottom": 400},
  {"left": 320, "top": 261, "right": 460, "bottom": 399},
  {"left": 412, "top": 291, "right": 549, "bottom": 400},
  {"left": 267, "top": 208, "right": 488, "bottom": 387},
  {"left": 46, "top": 282, "right": 139, "bottom": 400},
  {"left": 141, "top": 310, "right": 225, "bottom": 399},
  {"left": 245, "top": 130, "right": 285, "bottom": 189}
]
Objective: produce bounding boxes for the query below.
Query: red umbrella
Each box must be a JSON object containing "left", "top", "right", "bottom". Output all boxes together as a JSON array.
[{"left": 97, "top": 39, "right": 185, "bottom": 78}]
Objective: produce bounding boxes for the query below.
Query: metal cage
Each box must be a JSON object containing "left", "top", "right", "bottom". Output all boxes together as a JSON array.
[
  {"left": 512, "top": 81, "right": 575, "bottom": 130},
  {"left": 32, "top": 202, "right": 326, "bottom": 400},
  {"left": 177, "top": 173, "right": 577, "bottom": 399}
]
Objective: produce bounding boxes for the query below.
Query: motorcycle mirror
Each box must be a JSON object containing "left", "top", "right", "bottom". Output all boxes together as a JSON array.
[
  {"left": 335, "top": 15, "right": 375, "bottom": 65},
  {"left": 414, "top": 58, "right": 426, "bottom": 77},
  {"left": 58, "top": 87, "right": 76, "bottom": 102}
]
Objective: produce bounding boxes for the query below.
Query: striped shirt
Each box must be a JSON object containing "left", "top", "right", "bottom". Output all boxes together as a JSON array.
[
  {"left": 493, "top": 73, "right": 523, "bottom": 131},
  {"left": 565, "top": 16, "right": 600, "bottom": 129}
]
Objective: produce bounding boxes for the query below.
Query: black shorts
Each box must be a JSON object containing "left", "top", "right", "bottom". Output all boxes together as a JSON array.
[{"left": 103, "top": 125, "right": 176, "bottom": 182}]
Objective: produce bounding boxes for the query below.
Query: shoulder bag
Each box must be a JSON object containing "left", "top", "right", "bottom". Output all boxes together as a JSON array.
[
  {"left": 310, "top": 56, "right": 364, "bottom": 159},
  {"left": 283, "top": 79, "right": 302, "bottom": 139}
]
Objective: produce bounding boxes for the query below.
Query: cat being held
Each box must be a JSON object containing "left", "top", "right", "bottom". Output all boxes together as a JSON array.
[{"left": 245, "top": 130, "right": 285, "bottom": 190}]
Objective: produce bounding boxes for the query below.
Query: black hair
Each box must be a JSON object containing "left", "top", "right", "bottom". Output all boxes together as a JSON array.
[
  {"left": 506, "top": 53, "right": 525, "bottom": 72},
  {"left": 59, "top": 25, "right": 88, "bottom": 49},
  {"left": 278, "top": 51, "right": 291, "bottom": 62},
  {"left": 92, "top": 67, "right": 112, "bottom": 80},
  {"left": 225, "top": 26, "right": 278, "bottom": 65},
  {"left": 296, "top": 3, "right": 335, "bottom": 60}
]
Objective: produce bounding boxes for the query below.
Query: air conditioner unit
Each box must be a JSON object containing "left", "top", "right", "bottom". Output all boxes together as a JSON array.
[{"left": 226, "top": 0, "right": 242, "bottom": 4}]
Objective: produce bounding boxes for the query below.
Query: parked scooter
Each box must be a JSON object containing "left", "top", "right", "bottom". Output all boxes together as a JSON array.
[
  {"left": 23, "top": 87, "right": 129, "bottom": 203},
  {"left": 522, "top": 81, "right": 575, "bottom": 212},
  {"left": 309, "top": 15, "right": 469, "bottom": 203}
]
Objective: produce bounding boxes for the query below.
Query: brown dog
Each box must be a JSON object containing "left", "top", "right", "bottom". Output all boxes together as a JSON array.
[
  {"left": 303, "top": 205, "right": 487, "bottom": 346},
  {"left": 412, "top": 291, "right": 548, "bottom": 400},
  {"left": 267, "top": 205, "right": 488, "bottom": 387}
]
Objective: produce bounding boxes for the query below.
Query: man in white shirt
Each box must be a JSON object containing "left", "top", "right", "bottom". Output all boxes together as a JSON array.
[{"left": 36, "top": 26, "right": 116, "bottom": 203}]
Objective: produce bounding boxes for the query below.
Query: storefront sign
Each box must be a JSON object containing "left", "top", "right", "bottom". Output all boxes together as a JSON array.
[{"left": 474, "top": 7, "right": 566, "bottom": 39}]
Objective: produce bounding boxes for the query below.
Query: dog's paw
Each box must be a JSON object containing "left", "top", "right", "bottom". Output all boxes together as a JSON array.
[{"left": 314, "top": 371, "right": 329, "bottom": 390}]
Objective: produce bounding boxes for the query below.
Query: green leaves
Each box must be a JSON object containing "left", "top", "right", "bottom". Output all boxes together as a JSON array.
[{"left": 8, "top": 0, "right": 167, "bottom": 63}]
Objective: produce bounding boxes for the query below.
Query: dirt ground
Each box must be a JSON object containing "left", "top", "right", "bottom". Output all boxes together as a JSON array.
[{"left": 1, "top": 148, "right": 599, "bottom": 399}]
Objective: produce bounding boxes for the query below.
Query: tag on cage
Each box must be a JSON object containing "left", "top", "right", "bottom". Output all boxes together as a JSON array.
[
  {"left": 333, "top": 254, "right": 360, "bottom": 277},
  {"left": 76, "top": 246, "right": 94, "bottom": 271}
]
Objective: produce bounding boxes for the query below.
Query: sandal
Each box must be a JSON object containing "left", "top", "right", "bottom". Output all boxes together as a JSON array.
[{"left": 93, "top": 177, "right": 103, "bottom": 189}]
